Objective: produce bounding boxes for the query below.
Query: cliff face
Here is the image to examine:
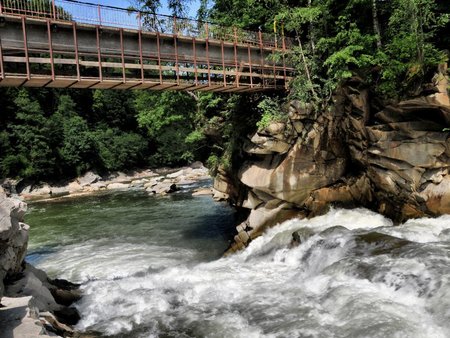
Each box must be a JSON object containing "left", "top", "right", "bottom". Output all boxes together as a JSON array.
[
  {"left": 218, "top": 67, "right": 450, "bottom": 253},
  {"left": 0, "top": 188, "right": 29, "bottom": 298},
  {"left": 0, "top": 190, "right": 82, "bottom": 337}
]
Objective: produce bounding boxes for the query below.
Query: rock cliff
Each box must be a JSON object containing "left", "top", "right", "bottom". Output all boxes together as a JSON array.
[
  {"left": 218, "top": 65, "right": 450, "bottom": 253},
  {"left": 0, "top": 188, "right": 28, "bottom": 299},
  {"left": 0, "top": 189, "right": 81, "bottom": 337}
]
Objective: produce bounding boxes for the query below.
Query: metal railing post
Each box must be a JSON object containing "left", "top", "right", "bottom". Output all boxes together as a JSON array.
[
  {"left": 47, "top": 20, "right": 55, "bottom": 81},
  {"left": 0, "top": 37, "right": 4, "bottom": 80},
  {"left": 52, "top": 0, "right": 56, "bottom": 20},
  {"left": 233, "top": 27, "right": 239, "bottom": 87},
  {"left": 205, "top": 22, "right": 210, "bottom": 85},
  {"left": 173, "top": 15, "right": 177, "bottom": 35},
  {"left": 98, "top": 5, "right": 102, "bottom": 26},
  {"left": 259, "top": 29, "right": 264, "bottom": 87},
  {"left": 22, "top": 16, "right": 30, "bottom": 81}
]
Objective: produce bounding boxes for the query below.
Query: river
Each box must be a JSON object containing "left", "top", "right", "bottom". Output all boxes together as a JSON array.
[{"left": 25, "top": 190, "right": 450, "bottom": 338}]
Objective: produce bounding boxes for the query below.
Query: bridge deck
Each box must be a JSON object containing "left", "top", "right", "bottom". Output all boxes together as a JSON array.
[{"left": 0, "top": 0, "right": 294, "bottom": 92}]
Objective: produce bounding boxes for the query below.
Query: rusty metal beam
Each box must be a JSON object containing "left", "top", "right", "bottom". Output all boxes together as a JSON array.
[
  {"left": 96, "top": 26, "right": 102, "bottom": 81},
  {"left": 120, "top": 28, "right": 126, "bottom": 83},
  {"left": 72, "top": 22, "right": 80, "bottom": 81},
  {"left": 138, "top": 29, "right": 144, "bottom": 82},
  {"left": 156, "top": 32, "right": 162, "bottom": 84},
  {"left": 193, "top": 37, "right": 198, "bottom": 86},
  {"left": 0, "top": 38, "right": 4, "bottom": 80},
  {"left": 21, "top": 16, "right": 30, "bottom": 80},
  {"left": 47, "top": 20, "right": 55, "bottom": 80}
]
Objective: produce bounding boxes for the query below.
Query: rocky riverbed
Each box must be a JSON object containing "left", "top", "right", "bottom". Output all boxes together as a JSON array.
[{"left": 2, "top": 162, "right": 215, "bottom": 202}]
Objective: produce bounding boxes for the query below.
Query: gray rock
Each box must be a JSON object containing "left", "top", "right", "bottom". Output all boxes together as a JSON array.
[
  {"left": 106, "top": 183, "right": 130, "bottom": 190},
  {"left": 77, "top": 171, "right": 100, "bottom": 187}
]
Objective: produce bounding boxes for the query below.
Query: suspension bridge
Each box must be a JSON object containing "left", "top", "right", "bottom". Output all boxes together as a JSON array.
[{"left": 0, "top": 0, "right": 294, "bottom": 92}]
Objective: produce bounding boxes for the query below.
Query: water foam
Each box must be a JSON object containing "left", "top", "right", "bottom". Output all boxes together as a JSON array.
[
  {"left": 32, "top": 207, "right": 450, "bottom": 337},
  {"left": 48, "top": 209, "right": 442, "bottom": 338}
]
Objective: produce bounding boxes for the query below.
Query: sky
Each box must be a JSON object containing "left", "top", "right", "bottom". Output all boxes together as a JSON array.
[{"left": 100, "top": 0, "right": 201, "bottom": 18}]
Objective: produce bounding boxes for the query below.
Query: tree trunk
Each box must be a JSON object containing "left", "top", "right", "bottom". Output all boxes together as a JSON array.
[
  {"left": 296, "top": 32, "right": 318, "bottom": 101},
  {"left": 308, "top": 0, "right": 316, "bottom": 53},
  {"left": 372, "top": 0, "right": 382, "bottom": 49}
]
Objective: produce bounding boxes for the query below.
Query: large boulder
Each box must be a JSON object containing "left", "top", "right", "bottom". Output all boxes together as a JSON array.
[
  {"left": 77, "top": 171, "right": 101, "bottom": 187},
  {"left": 240, "top": 134, "right": 347, "bottom": 206},
  {"left": 0, "top": 188, "right": 29, "bottom": 300}
]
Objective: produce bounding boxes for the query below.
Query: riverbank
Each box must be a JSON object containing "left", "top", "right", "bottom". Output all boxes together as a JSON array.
[{"left": 1, "top": 162, "right": 215, "bottom": 202}]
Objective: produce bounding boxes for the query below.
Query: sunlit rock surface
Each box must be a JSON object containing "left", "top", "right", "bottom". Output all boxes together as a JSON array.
[{"left": 224, "top": 66, "right": 450, "bottom": 252}]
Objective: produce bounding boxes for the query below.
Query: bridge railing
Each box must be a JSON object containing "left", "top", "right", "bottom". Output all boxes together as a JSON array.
[{"left": 0, "top": 0, "right": 293, "bottom": 50}]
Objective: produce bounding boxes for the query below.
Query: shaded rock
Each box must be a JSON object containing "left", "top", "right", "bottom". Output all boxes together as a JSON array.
[
  {"left": 291, "top": 228, "right": 315, "bottom": 247},
  {"left": 0, "top": 190, "right": 29, "bottom": 299},
  {"left": 53, "top": 306, "right": 80, "bottom": 326},
  {"left": 190, "top": 161, "right": 204, "bottom": 169},
  {"left": 353, "top": 232, "right": 413, "bottom": 256},
  {"left": 242, "top": 190, "right": 264, "bottom": 209},
  {"left": 77, "top": 171, "right": 100, "bottom": 187},
  {"left": 0, "top": 296, "right": 53, "bottom": 338},
  {"left": 244, "top": 134, "right": 291, "bottom": 154},
  {"left": 6, "top": 269, "right": 59, "bottom": 311}
]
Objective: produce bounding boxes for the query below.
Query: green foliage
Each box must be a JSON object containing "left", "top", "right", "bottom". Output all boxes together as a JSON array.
[
  {"left": 319, "top": 18, "right": 377, "bottom": 86},
  {"left": 92, "top": 90, "right": 137, "bottom": 130},
  {"left": 271, "top": 0, "right": 449, "bottom": 102},
  {"left": 0, "top": 87, "right": 207, "bottom": 181},
  {"left": 256, "top": 97, "right": 286, "bottom": 129},
  {"left": 92, "top": 128, "right": 148, "bottom": 171},
  {"left": 5, "top": 90, "right": 56, "bottom": 179},
  {"left": 135, "top": 91, "right": 200, "bottom": 166},
  {"left": 208, "top": 0, "right": 289, "bottom": 31},
  {"left": 59, "top": 116, "right": 95, "bottom": 175}
]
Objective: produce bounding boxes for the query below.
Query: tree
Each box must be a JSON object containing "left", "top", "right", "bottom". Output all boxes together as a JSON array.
[
  {"left": 135, "top": 91, "right": 198, "bottom": 165},
  {"left": 5, "top": 90, "right": 55, "bottom": 179},
  {"left": 92, "top": 128, "right": 148, "bottom": 171},
  {"left": 92, "top": 90, "right": 137, "bottom": 130},
  {"left": 59, "top": 116, "right": 96, "bottom": 175}
]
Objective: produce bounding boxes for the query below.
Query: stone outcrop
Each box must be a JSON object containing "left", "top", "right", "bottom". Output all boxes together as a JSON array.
[
  {"left": 0, "top": 187, "right": 28, "bottom": 299},
  {"left": 225, "top": 65, "right": 450, "bottom": 253},
  {"left": 0, "top": 190, "right": 81, "bottom": 337}
]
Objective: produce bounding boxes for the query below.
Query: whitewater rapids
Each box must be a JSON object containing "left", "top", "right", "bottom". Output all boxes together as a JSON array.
[{"left": 29, "top": 201, "right": 450, "bottom": 337}]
